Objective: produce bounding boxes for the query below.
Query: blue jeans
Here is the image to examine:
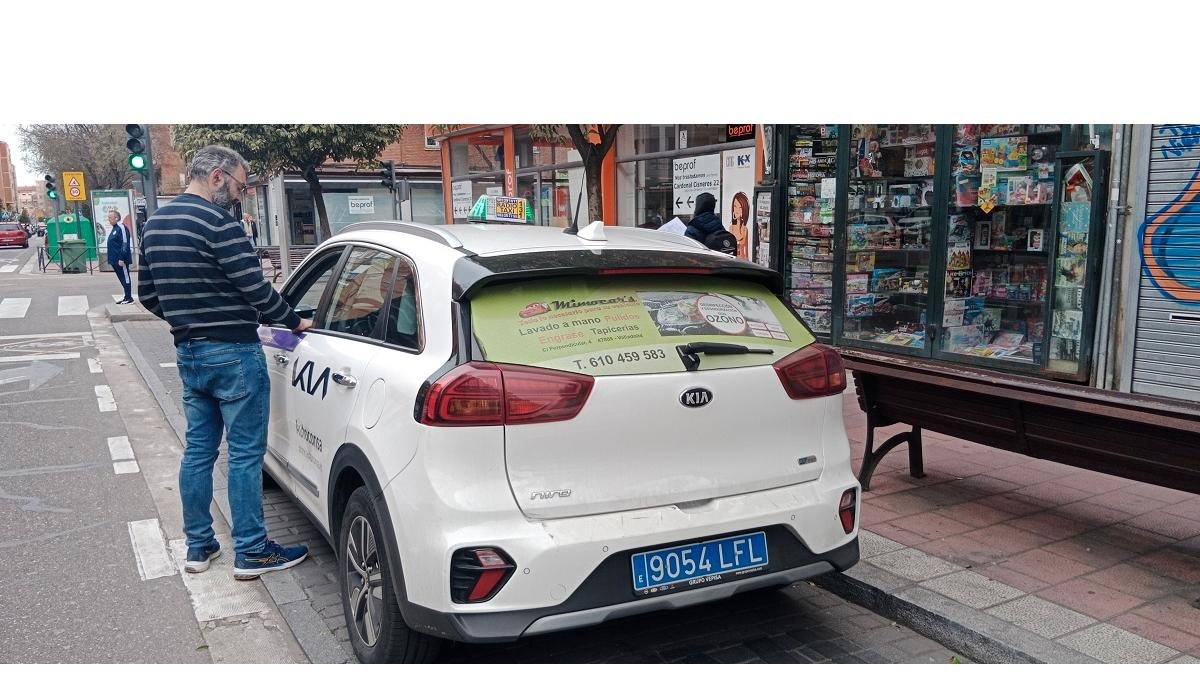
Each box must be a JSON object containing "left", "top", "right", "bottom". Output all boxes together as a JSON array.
[{"left": 177, "top": 340, "right": 271, "bottom": 554}]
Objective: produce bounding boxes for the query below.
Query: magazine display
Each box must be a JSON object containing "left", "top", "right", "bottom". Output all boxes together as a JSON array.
[
  {"left": 938, "top": 124, "right": 1062, "bottom": 364},
  {"left": 842, "top": 124, "right": 933, "bottom": 349},
  {"left": 785, "top": 125, "right": 839, "bottom": 336}
]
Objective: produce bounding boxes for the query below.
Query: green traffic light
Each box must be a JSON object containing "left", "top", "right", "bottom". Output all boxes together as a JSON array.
[
  {"left": 128, "top": 154, "right": 147, "bottom": 171},
  {"left": 47, "top": 190, "right": 57, "bottom": 199}
]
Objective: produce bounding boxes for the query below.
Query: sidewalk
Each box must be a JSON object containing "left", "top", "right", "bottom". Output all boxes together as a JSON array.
[{"left": 832, "top": 384, "right": 1200, "bottom": 664}]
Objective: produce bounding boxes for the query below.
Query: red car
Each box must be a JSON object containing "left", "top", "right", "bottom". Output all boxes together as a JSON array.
[{"left": 0, "top": 222, "right": 29, "bottom": 248}]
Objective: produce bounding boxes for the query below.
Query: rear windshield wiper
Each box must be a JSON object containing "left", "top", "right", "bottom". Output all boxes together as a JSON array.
[{"left": 676, "top": 341, "right": 774, "bottom": 372}]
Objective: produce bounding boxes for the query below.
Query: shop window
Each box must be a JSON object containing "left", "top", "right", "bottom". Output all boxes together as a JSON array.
[
  {"left": 448, "top": 131, "right": 506, "bottom": 177},
  {"left": 678, "top": 125, "right": 724, "bottom": 150},
  {"left": 785, "top": 125, "right": 839, "bottom": 337},
  {"left": 936, "top": 124, "right": 1063, "bottom": 365},
  {"left": 842, "top": 125, "right": 937, "bottom": 350},
  {"left": 630, "top": 125, "right": 676, "bottom": 155},
  {"left": 514, "top": 125, "right": 574, "bottom": 168},
  {"left": 410, "top": 183, "right": 445, "bottom": 224}
]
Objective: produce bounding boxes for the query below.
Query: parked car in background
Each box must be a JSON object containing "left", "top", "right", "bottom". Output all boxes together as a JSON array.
[
  {"left": 0, "top": 222, "right": 29, "bottom": 248},
  {"left": 259, "top": 220, "right": 861, "bottom": 663}
]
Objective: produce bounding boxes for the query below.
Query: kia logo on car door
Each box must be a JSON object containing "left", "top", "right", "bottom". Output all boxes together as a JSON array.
[{"left": 680, "top": 387, "right": 713, "bottom": 408}]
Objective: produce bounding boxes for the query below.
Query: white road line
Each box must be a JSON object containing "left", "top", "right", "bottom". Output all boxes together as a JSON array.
[
  {"left": 107, "top": 436, "right": 135, "bottom": 461},
  {"left": 0, "top": 331, "right": 91, "bottom": 341},
  {"left": 159, "top": 362, "right": 177, "bottom": 368},
  {"left": 19, "top": 255, "right": 37, "bottom": 275},
  {"left": 57, "top": 295, "right": 89, "bottom": 316},
  {"left": 0, "top": 265, "right": 17, "bottom": 273},
  {"left": 95, "top": 384, "right": 117, "bottom": 411},
  {"left": 88, "top": 358, "right": 103, "bottom": 373},
  {"left": 128, "top": 519, "right": 175, "bottom": 581},
  {"left": 0, "top": 298, "right": 31, "bottom": 319},
  {"left": 0, "top": 352, "right": 79, "bottom": 363},
  {"left": 114, "top": 460, "right": 140, "bottom": 474},
  {"left": 108, "top": 436, "right": 140, "bottom": 474}
]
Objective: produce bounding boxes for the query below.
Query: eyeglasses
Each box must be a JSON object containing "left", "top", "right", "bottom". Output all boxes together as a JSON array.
[{"left": 220, "top": 169, "right": 249, "bottom": 194}]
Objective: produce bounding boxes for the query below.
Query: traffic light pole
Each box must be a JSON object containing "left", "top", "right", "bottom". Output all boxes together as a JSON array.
[{"left": 142, "top": 128, "right": 158, "bottom": 218}]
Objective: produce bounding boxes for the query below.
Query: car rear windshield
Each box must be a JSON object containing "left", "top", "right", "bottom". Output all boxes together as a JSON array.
[
  {"left": 470, "top": 275, "right": 815, "bottom": 376},
  {"left": 0, "top": 223, "right": 18, "bottom": 231}
]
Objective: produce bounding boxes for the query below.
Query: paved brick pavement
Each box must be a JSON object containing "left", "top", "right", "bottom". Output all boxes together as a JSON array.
[
  {"left": 843, "top": 385, "right": 1200, "bottom": 664},
  {"left": 117, "top": 316, "right": 965, "bottom": 664}
]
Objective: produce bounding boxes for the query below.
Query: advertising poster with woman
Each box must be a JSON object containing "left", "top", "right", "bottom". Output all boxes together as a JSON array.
[
  {"left": 721, "top": 148, "right": 755, "bottom": 260},
  {"left": 90, "top": 190, "right": 135, "bottom": 271}
]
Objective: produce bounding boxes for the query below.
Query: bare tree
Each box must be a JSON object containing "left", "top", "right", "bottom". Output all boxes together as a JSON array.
[{"left": 18, "top": 125, "right": 136, "bottom": 191}]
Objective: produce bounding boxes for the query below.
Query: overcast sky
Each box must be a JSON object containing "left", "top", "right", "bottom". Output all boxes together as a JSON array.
[{"left": 0, "top": 125, "right": 38, "bottom": 185}]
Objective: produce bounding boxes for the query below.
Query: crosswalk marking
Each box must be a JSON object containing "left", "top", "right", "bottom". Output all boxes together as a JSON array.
[
  {"left": 0, "top": 331, "right": 91, "bottom": 341},
  {"left": 19, "top": 256, "right": 37, "bottom": 275},
  {"left": 107, "top": 436, "right": 140, "bottom": 474},
  {"left": 0, "top": 265, "right": 17, "bottom": 273},
  {"left": 128, "top": 519, "right": 175, "bottom": 581},
  {"left": 95, "top": 384, "right": 117, "bottom": 412},
  {"left": 88, "top": 358, "right": 103, "bottom": 373},
  {"left": 0, "top": 353, "right": 79, "bottom": 363},
  {"left": 159, "top": 362, "right": 176, "bottom": 368},
  {"left": 58, "top": 295, "right": 89, "bottom": 316},
  {"left": 0, "top": 298, "right": 30, "bottom": 319}
]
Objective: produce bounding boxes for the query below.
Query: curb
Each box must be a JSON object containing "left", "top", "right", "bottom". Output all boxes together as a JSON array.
[{"left": 813, "top": 568, "right": 1094, "bottom": 664}]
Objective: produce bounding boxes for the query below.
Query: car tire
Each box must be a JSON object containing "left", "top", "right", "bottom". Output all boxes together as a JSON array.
[{"left": 339, "top": 486, "right": 441, "bottom": 663}]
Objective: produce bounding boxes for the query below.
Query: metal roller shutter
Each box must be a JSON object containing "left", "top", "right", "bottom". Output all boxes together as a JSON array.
[{"left": 1132, "top": 124, "right": 1200, "bottom": 401}]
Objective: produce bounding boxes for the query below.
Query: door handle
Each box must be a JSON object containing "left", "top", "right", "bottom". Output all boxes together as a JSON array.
[
  {"left": 332, "top": 371, "right": 357, "bottom": 388},
  {"left": 274, "top": 353, "right": 289, "bottom": 365}
]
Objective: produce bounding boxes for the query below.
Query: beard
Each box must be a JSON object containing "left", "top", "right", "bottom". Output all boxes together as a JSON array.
[{"left": 212, "top": 182, "right": 239, "bottom": 211}]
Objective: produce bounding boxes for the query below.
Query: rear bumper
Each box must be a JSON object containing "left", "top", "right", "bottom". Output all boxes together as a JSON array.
[{"left": 399, "top": 529, "right": 858, "bottom": 644}]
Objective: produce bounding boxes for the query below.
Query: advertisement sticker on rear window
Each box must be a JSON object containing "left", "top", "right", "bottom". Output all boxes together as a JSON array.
[{"left": 471, "top": 276, "right": 814, "bottom": 376}]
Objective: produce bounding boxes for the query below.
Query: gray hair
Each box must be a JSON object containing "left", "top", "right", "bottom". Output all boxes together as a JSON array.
[{"left": 186, "top": 145, "right": 249, "bottom": 182}]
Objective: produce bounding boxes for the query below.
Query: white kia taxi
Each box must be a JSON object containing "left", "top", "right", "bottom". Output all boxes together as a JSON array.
[{"left": 259, "top": 221, "right": 860, "bottom": 663}]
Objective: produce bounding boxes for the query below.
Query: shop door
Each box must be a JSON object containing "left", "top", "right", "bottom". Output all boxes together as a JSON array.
[{"left": 1131, "top": 124, "right": 1200, "bottom": 401}]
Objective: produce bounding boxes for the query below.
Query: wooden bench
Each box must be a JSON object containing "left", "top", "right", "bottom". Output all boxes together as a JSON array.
[
  {"left": 259, "top": 246, "right": 314, "bottom": 281},
  {"left": 841, "top": 347, "right": 1200, "bottom": 495}
]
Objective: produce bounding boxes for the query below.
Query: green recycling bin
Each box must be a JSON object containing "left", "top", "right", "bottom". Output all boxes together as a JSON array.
[{"left": 59, "top": 238, "right": 88, "bottom": 273}]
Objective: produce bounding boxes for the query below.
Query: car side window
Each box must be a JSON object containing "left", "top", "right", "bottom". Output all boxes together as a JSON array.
[
  {"left": 323, "top": 247, "right": 398, "bottom": 339},
  {"left": 382, "top": 258, "right": 421, "bottom": 350},
  {"left": 282, "top": 248, "right": 343, "bottom": 323}
]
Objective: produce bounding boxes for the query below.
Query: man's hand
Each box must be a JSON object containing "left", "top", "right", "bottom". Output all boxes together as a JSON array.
[
  {"left": 293, "top": 318, "right": 314, "bottom": 333},
  {"left": 117, "top": 260, "right": 125, "bottom": 267}
]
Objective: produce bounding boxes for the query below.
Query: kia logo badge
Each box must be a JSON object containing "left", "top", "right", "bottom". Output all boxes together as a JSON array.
[{"left": 680, "top": 387, "right": 713, "bottom": 408}]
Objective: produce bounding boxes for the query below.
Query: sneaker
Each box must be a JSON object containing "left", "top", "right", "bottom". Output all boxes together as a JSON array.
[
  {"left": 184, "top": 542, "right": 222, "bottom": 573},
  {"left": 117, "top": 298, "right": 134, "bottom": 304},
  {"left": 233, "top": 540, "right": 309, "bottom": 580}
]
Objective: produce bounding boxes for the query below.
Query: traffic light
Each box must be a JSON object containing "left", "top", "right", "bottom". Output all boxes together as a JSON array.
[
  {"left": 126, "top": 124, "right": 148, "bottom": 171},
  {"left": 380, "top": 160, "right": 395, "bottom": 191},
  {"left": 44, "top": 174, "right": 57, "bottom": 200}
]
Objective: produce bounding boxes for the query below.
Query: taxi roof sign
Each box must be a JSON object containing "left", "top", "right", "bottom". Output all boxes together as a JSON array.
[{"left": 468, "top": 195, "right": 533, "bottom": 224}]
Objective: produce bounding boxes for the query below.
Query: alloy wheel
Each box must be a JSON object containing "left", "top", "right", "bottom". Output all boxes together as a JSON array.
[{"left": 346, "top": 515, "right": 384, "bottom": 647}]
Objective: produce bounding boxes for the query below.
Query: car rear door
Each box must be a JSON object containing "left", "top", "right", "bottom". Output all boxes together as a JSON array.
[{"left": 468, "top": 273, "right": 843, "bottom": 519}]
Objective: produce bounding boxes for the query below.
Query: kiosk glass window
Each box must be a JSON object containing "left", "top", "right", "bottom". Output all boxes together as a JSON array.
[
  {"left": 784, "top": 125, "right": 839, "bottom": 337},
  {"left": 937, "top": 125, "right": 1061, "bottom": 366},
  {"left": 841, "top": 125, "right": 935, "bottom": 352}
]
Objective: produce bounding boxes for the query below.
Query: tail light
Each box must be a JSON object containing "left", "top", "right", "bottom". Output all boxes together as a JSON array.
[
  {"left": 421, "top": 362, "right": 594, "bottom": 426},
  {"left": 839, "top": 488, "right": 857, "bottom": 534},
  {"left": 773, "top": 343, "right": 847, "bottom": 399},
  {"left": 450, "top": 547, "right": 516, "bottom": 603}
]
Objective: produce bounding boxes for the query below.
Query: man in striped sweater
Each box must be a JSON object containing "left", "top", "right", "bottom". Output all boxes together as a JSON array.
[{"left": 139, "top": 145, "right": 313, "bottom": 580}]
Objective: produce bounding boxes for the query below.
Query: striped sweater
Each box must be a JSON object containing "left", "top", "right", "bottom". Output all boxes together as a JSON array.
[{"left": 138, "top": 193, "right": 299, "bottom": 345}]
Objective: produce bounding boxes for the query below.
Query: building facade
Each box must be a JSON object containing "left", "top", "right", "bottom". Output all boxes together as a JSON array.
[{"left": 0, "top": 141, "right": 18, "bottom": 213}]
